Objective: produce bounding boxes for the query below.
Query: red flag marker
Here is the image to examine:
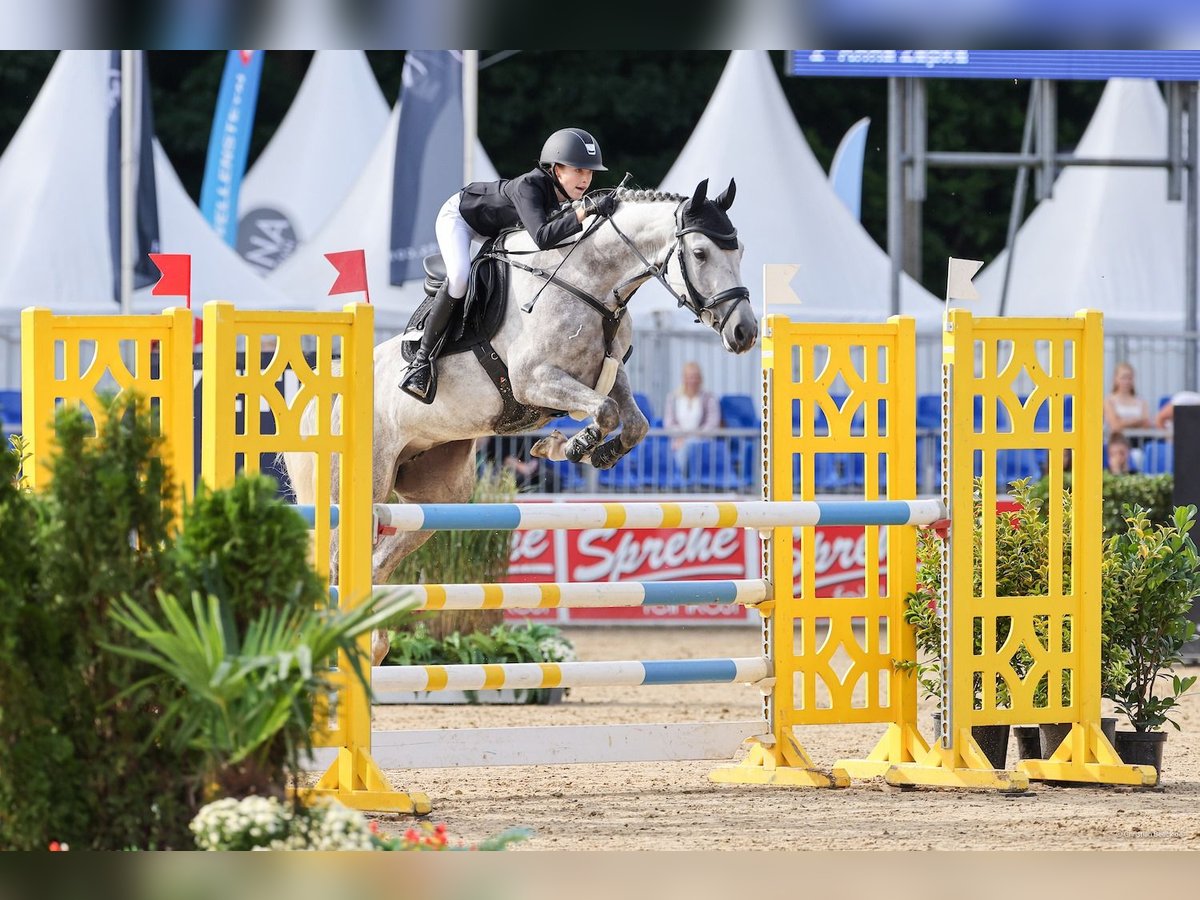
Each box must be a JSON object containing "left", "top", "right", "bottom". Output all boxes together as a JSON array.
[
  {"left": 325, "top": 249, "right": 370, "bottom": 304},
  {"left": 148, "top": 253, "right": 200, "bottom": 344},
  {"left": 149, "top": 253, "right": 191, "bottom": 305}
]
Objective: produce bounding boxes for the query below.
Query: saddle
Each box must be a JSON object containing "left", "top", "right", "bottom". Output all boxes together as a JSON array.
[
  {"left": 400, "top": 237, "right": 511, "bottom": 364},
  {"left": 401, "top": 235, "right": 562, "bottom": 433}
]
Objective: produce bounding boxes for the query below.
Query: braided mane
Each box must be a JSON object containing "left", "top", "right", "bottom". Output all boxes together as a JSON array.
[{"left": 611, "top": 188, "right": 687, "bottom": 203}]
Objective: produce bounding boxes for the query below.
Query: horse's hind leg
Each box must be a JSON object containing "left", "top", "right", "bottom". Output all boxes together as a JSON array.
[
  {"left": 372, "top": 438, "right": 479, "bottom": 582},
  {"left": 366, "top": 439, "right": 478, "bottom": 665}
]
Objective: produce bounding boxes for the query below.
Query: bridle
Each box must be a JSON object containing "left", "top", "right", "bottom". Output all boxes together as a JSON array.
[
  {"left": 489, "top": 195, "right": 750, "bottom": 356},
  {"left": 610, "top": 201, "right": 751, "bottom": 333}
]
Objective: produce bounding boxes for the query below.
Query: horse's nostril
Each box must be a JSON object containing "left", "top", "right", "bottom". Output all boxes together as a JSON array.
[{"left": 734, "top": 324, "right": 747, "bottom": 344}]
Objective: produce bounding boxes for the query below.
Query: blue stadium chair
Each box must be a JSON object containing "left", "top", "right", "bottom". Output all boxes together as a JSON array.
[
  {"left": 1141, "top": 440, "right": 1174, "bottom": 475},
  {"left": 795, "top": 452, "right": 858, "bottom": 493},
  {"left": 683, "top": 439, "right": 742, "bottom": 492},
  {"left": 1032, "top": 395, "right": 1074, "bottom": 433},
  {"left": 720, "top": 394, "right": 761, "bottom": 490},
  {"left": 0, "top": 390, "right": 20, "bottom": 437},
  {"left": 632, "top": 392, "right": 658, "bottom": 426},
  {"left": 915, "top": 393, "right": 943, "bottom": 494},
  {"left": 719, "top": 393, "right": 760, "bottom": 429},
  {"left": 596, "top": 446, "right": 642, "bottom": 491},
  {"left": 632, "top": 434, "right": 684, "bottom": 492},
  {"left": 995, "top": 449, "right": 1048, "bottom": 487},
  {"left": 916, "top": 394, "right": 942, "bottom": 430}
]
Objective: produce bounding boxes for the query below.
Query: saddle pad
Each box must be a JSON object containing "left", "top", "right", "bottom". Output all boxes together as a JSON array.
[{"left": 400, "top": 243, "right": 511, "bottom": 364}]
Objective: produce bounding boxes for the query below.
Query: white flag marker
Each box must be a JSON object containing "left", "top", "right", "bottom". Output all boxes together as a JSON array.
[{"left": 946, "top": 257, "right": 984, "bottom": 303}]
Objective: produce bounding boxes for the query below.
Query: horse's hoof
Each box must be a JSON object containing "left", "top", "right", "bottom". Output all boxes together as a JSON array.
[
  {"left": 371, "top": 629, "right": 391, "bottom": 667},
  {"left": 530, "top": 430, "right": 568, "bottom": 461},
  {"left": 590, "top": 440, "right": 625, "bottom": 470}
]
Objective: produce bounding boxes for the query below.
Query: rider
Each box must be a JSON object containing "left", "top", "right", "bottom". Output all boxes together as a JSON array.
[{"left": 399, "top": 127, "right": 618, "bottom": 403}]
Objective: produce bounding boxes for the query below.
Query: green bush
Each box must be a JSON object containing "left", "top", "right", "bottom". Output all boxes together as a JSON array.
[
  {"left": 1101, "top": 506, "right": 1200, "bottom": 731},
  {"left": 0, "top": 395, "right": 200, "bottom": 850},
  {"left": 384, "top": 621, "right": 575, "bottom": 704},
  {"left": 171, "top": 476, "right": 327, "bottom": 639},
  {"left": 900, "top": 478, "right": 1077, "bottom": 709},
  {"left": 1032, "top": 472, "right": 1174, "bottom": 536},
  {"left": 0, "top": 397, "right": 375, "bottom": 849}
]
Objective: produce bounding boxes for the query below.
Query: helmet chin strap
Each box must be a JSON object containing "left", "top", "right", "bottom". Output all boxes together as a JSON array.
[{"left": 546, "top": 164, "right": 572, "bottom": 203}]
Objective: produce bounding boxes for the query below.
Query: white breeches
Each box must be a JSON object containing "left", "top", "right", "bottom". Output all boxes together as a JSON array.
[{"left": 436, "top": 193, "right": 485, "bottom": 299}]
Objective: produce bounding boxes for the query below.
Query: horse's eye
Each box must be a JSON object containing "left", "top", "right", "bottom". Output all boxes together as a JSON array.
[{"left": 691, "top": 248, "right": 707, "bottom": 262}]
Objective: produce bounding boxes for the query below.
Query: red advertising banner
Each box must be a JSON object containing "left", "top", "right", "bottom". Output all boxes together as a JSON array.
[{"left": 500, "top": 498, "right": 898, "bottom": 626}]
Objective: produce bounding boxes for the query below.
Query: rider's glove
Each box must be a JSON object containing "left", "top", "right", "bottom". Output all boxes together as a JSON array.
[{"left": 585, "top": 192, "right": 617, "bottom": 218}]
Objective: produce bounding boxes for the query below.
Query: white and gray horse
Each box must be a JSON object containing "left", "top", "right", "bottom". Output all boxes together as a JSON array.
[{"left": 284, "top": 178, "right": 757, "bottom": 620}]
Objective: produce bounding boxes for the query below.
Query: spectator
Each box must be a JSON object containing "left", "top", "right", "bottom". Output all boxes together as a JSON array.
[
  {"left": 480, "top": 434, "right": 561, "bottom": 493},
  {"left": 663, "top": 361, "right": 721, "bottom": 469},
  {"left": 1154, "top": 390, "right": 1200, "bottom": 430},
  {"left": 1103, "top": 362, "right": 1152, "bottom": 437},
  {"left": 1105, "top": 433, "right": 1138, "bottom": 476}
]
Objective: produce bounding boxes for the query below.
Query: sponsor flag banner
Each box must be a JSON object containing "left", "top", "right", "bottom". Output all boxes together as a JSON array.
[
  {"left": 106, "top": 51, "right": 161, "bottom": 304},
  {"left": 199, "top": 50, "right": 265, "bottom": 245},
  {"left": 389, "top": 50, "right": 463, "bottom": 286}
]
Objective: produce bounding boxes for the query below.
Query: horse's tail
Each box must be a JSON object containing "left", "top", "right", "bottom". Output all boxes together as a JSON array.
[{"left": 280, "top": 400, "right": 319, "bottom": 507}]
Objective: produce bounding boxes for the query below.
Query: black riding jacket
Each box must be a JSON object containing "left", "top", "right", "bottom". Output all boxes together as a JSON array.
[{"left": 458, "top": 167, "right": 582, "bottom": 250}]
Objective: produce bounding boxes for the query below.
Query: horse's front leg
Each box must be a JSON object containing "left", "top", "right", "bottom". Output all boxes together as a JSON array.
[
  {"left": 514, "top": 365, "right": 619, "bottom": 464},
  {"left": 588, "top": 369, "right": 648, "bottom": 470}
]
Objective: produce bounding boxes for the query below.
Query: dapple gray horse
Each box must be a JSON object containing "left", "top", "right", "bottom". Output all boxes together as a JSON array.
[{"left": 285, "top": 179, "right": 757, "bottom": 659}]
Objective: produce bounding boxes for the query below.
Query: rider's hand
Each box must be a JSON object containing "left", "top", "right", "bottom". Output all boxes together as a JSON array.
[{"left": 585, "top": 192, "right": 617, "bottom": 218}]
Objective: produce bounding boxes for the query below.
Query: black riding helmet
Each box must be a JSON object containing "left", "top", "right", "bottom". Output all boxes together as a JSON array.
[{"left": 539, "top": 128, "right": 608, "bottom": 171}]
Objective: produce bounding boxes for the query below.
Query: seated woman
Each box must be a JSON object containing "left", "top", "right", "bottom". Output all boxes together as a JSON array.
[
  {"left": 663, "top": 361, "right": 721, "bottom": 471},
  {"left": 1103, "top": 362, "right": 1152, "bottom": 437}
]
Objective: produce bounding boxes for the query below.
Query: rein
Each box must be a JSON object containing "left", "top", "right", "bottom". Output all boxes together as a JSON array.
[{"left": 483, "top": 193, "right": 750, "bottom": 356}]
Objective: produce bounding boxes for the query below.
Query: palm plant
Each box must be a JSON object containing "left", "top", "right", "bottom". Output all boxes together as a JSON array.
[{"left": 106, "top": 587, "right": 414, "bottom": 800}]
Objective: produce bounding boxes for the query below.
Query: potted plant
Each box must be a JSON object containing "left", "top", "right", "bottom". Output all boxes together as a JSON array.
[
  {"left": 898, "top": 478, "right": 1096, "bottom": 768},
  {"left": 1101, "top": 505, "right": 1200, "bottom": 782}
]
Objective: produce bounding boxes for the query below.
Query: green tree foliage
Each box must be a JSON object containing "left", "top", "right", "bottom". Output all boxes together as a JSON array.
[
  {"left": 171, "top": 476, "right": 326, "bottom": 640},
  {"left": 0, "top": 395, "right": 200, "bottom": 850}
]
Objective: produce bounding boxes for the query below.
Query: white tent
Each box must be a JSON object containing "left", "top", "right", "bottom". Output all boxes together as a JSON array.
[
  {"left": 652, "top": 50, "right": 946, "bottom": 331},
  {"left": 974, "top": 79, "right": 1184, "bottom": 332},
  {"left": 0, "top": 51, "right": 299, "bottom": 320},
  {"left": 268, "top": 104, "right": 500, "bottom": 330},
  {"left": 237, "top": 51, "right": 389, "bottom": 273}
]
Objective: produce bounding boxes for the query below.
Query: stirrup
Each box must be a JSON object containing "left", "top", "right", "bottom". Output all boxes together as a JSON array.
[{"left": 400, "top": 361, "right": 436, "bottom": 405}]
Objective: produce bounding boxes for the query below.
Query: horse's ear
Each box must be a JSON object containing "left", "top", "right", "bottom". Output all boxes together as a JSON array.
[
  {"left": 715, "top": 178, "right": 736, "bottom": 211},
  {"left": 690, "top": 179, "right": 709, "bottom": 209}
]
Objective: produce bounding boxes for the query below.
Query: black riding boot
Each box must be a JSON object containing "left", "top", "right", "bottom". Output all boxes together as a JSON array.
[{"left": 400, "top": 283, "right": 462, "bottom": 403}]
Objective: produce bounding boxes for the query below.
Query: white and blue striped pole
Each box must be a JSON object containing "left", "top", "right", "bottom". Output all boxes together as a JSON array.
[
  {"left": 294, "top": 499, "right": 947, "bottom": 533},
  {"left": 374, "top": 499, "right": 945, "bottom": 532},
  {"left": 371, "top": 657, "right": 772, "bottom": 693},
  {"left": 334, "top": 579, "right": 768, "bottom": 610}
]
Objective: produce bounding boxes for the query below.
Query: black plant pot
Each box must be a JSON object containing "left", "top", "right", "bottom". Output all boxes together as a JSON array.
[
  {"left": 1102, "top": 717, "right": 1118, "bottom": 747},
  {"left": 1013, "top": 725, "right": 1042, "bottom": 760},
  {"left": 1034, "top": 719, "right": 1119, "bottom": 759},
  {"left": 1039, "top": 722, "right": 1072, "bottom": 758},
  {"left": 1114, "top": 730, "right": 1167, "bottom": 785},
  {"left": 932, "top": 714, "right": 1011, "bottom": 769}
]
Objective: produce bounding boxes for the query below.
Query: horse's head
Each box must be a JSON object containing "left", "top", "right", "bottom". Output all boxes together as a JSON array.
[{"left": 665, "top": 179, "right": 758, "bottom": 355}]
